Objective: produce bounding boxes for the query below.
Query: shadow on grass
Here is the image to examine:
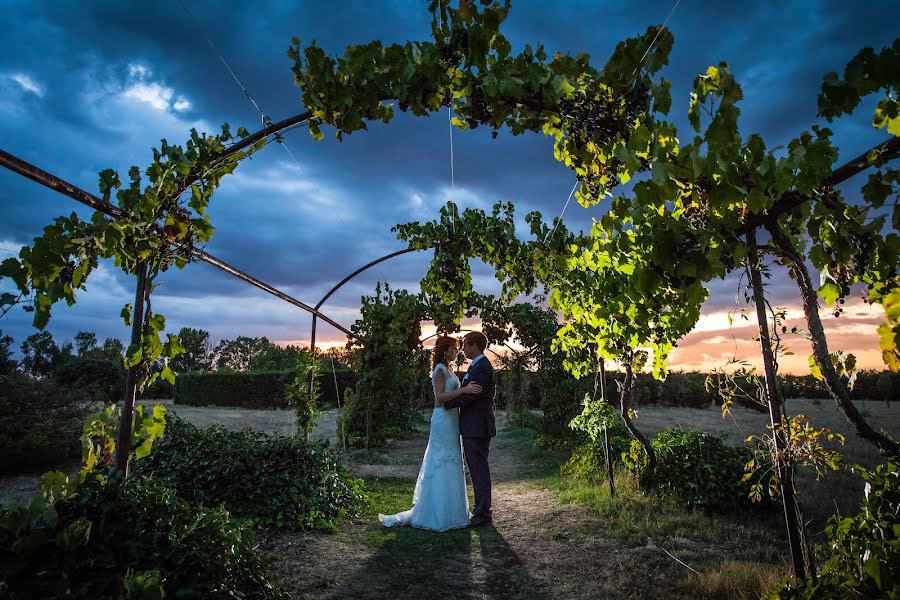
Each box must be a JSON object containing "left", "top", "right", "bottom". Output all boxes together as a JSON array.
[
  {"left": 474, "top": 525, "right": 549, "bottom": 600},
  {"left": 326, "top": 478, "right": 546, "bottom": 599}
]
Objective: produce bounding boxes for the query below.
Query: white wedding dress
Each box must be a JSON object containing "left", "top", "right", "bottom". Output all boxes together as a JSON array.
[{"left": 378, "top": 363, "right": 470, "bottom": 531}]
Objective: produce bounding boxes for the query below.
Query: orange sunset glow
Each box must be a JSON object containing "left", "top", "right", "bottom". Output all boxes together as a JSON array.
[{"left": 306, "top": 295, "right": 890, "bottom": 376}]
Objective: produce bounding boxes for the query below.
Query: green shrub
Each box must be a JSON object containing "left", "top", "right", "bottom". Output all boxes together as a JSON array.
[
  {"left": 342, "top": 357, "right": 428, "bottom": 448},
  {"left": 565, "top": 392, "right": 633, "bottom": 480},
  {"left": 175, "top": 370, "right": 291, "bottom": 407},
  {"left": 0, "top": 373, "right": 87, "bottom": 475},
  {"left": 174, "top": 369, "right": 357, "bottom": 408},
  {"left": 766, "top": 460, "right": 899, "bottom": 599},
  {"left": 659, "top": 373, "right": 711, "bottom": 408},
  {"left": 138, "top": 415, "right": 366, "bottom": 529},
  {"left": 495, "top": 370, "right": 542, "bottom": 410},
  {"left": 283, "top": 351, "right": 320, "bottom": 436},
  {"left": 53, "top": 356, "right": 125, "bottom": 405},
  {"left": 645, "top": 426, "right": 763, "bottom": 512},
  {"left": 563, "top": 433, "right": 633, "bottom": 481},
  {"left": 0, "top": 471, "right": 285, "bottom": 599},
  {"left": 539, "top": 366, "right": 595, "bottom": 444}
]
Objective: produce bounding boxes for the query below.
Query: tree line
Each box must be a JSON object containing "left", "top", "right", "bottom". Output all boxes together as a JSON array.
[{"left": 1, "top": 327, "right": 351, "bottom": 380}]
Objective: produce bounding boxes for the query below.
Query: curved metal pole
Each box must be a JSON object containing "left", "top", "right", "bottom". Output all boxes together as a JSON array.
[
  {"left": 308, "top": 246, "right": 428, "bottom": 414},
  {"left": 316, "top": 247, "right": 425, "bottom": 311},
  {"left": 0, "top": 148, "right": 360, "bottom": 341},
  {"left": 169, "top": 110, "right": 313, "bottom": 202},
  {"left": 309, "top": 246, "right": 428, "bottom": 360}
]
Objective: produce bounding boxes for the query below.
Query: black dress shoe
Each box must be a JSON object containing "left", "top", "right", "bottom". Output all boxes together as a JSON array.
[{"left": 468, "top": 515, "right": 492, "bottom": 528}]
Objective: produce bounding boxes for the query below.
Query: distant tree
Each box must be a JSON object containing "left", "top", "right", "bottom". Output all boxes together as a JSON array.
[
  {"left": 251, "top": 343, "right": 307, "bottom": 371},
  {"left": 95, "top": 338, "right": 126, "bottom": 364},
  {"left": 214, "top": 336, "right": 271, "bottom": 372},
  {"left": 170, "top": 327, "right": 213, "bottom": 373},
  {"left": 20, "top": 331, "right": 70, "bottom": 378},
  {"left": 322, "top": 346, "right": 353, "bottom": 370},
  {"left": 0, "top": 329, "right": 13, "bottom": 375},
  {"left": 73, "top": 331, "right": 98, "bottom": 356}
]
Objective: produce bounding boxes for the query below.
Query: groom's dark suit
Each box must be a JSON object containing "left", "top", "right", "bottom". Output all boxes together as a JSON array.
[{"left": 442, "top": 354, "right": 496, "bottom": 521}]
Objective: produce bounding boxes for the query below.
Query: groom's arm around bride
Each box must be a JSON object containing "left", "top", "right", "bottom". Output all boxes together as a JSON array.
[{"left": 440, "top": 352, "right": 496, "bottom": 438}]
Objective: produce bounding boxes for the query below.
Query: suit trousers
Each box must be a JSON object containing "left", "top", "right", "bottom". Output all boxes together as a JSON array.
[{"left": 462, "top": 436, "right": 491, "bottom": 519}]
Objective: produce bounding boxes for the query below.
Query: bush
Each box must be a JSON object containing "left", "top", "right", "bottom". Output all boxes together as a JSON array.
[
  {"left": 0, "top": 471, "right": 285, "bottom": 599},
  {"left": 565, "top": 392, "right": 633, "bottom": 480},
  {"left": 175, "top": 369, "right": 357, "bottom": 408},
  {"left": 0, "top": 373, "right": 87, "bottom": 475},
  {"left": 495, "top": 370, "right": 542, "bottom": 411},
  {"left": 658, "top": 373, "right": 711, "bottom": 408},
  {"left": 341, "top": 357, "right": 428, "bottom": 448},
  {"left": 765, "top": 459, "right": 899, "bottom": 599},
  {"left": 563, "top": 431, "right": 632, "bottom": 481},
  {"left": 283, "top": 351, "right": 320, "bottom": 436},
  {"left": 876, "top": 372, "right": 896, "bottom": 403},
  {"left": 139, "top": 374, "right": 175, "bottom": 400},
  {"left": 539, "top": 366, "right": 595, "bottom": 444},
  {"left": 644, "top": 426, "right": 762, "bottom": 512},
  {"left": 138, "top": 415, "right": 366, "bottom": 530},
  {"left": 53, "top": 356, "right": 125, "bottom": 405}
]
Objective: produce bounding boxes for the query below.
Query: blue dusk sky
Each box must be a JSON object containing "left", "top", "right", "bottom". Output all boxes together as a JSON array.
[{"left": 0, "top": 0, "right": 896, "bottom": 373}]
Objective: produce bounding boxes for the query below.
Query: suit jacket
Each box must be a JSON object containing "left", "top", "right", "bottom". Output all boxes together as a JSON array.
[{"left": 443, "top": 356, "right": 497, "bottom": 439}]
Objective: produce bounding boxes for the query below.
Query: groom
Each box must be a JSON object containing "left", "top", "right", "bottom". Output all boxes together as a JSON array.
[{"left": 442, "top": 331, "right": 496, "bottom": 527}]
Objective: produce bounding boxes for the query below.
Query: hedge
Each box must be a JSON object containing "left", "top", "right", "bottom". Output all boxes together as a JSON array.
[
  {"left": 523, "top": 369, "right": 898, "bottom": 410},
  {"left": 175, "top": 369, "right": 359, "bottom": 408},
  {"left": 0, "top": 373, "right": 87, "bottom": 475},
  {"left": 532, "top": 369, "right": 897, "bottom": 447}
]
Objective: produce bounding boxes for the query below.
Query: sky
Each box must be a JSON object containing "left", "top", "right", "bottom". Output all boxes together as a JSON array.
[{"left": 0, "top": 0, "right": 896, "bottom": 374}]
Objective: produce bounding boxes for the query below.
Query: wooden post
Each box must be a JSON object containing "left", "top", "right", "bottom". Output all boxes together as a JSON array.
[
  {"left": 115, "top": 260, "right": 148, "bottom": 475},
  {"left": 746, "top": 225, "right": 807, "bottom": 579},
  {"left": 331, "top": 358, "right": 347, "bottom": 453},
  {"left": 600, "top": 359, "right": 616, "bottom": 497},
  {"left": 307, "top": 315, "right": 318, "bottom": 441}
]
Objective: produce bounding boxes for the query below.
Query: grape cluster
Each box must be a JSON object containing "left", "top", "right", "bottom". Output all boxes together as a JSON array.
[
  {"left": 462, "top": 84, "right": 497, "bottom": 134},
  {"left": 828, "top": 264, "right": 855, "bottom": 317},
  {"left": 440, "top": 41, "right": 461, "bottom": 68},
  {"left": 852, "top": 231, "right": 875, "bottom": 275},
  {"left": 575, "top": 172, "right": 607, "bottom": 199},
  {"left": 683, "top": 204, "right": 709, "bottom": 230},
  {"left": 557, "top": 85, "right": 648, "bottom": 145},
  {"left": 59, "top": 259, "right": 76, "bottom": 285}
]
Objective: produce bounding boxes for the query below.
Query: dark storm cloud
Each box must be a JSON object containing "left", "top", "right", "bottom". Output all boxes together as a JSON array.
[{"left": 0, "top": 0, "right": 895, "bottom": 367}]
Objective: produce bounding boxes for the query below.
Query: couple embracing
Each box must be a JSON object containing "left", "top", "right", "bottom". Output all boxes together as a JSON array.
[{"left": 379, "top": 331, "right": 496, "bottom": 531}]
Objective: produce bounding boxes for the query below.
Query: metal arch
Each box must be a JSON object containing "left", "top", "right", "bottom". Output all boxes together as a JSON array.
[
  {"left": 0, "top": 148, "right": 360, "bottom": 341},
  {"left": 315, "top": 247, "right": 425, "bottom": 311},
  {"left": 308, "top": 245, "right": 432, "bottom": 356}
]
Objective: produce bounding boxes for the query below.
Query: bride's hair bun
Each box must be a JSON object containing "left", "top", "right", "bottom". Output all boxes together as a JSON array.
[{"left": 432, "top": 335, "right": 458, "bottom": 370}]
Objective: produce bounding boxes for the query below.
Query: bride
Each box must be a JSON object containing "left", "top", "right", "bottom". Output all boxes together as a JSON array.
[{"left": 378, "top": 335, "right": 481, "bottom": 531}]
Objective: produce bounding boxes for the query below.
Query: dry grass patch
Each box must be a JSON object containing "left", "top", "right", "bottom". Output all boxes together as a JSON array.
[{"left": 680, "top": 559, "right": 787, "bottom": 599}]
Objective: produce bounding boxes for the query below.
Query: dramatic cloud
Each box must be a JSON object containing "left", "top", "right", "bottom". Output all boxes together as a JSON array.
[
  {"left": 8, "top": 72, "right": 44, "bottom": 97},
  {"left": 0, "top": 0, "right": 895, "bottom": 373},
  {"left": 121, "top": 63, "right": 192, "bottom": 113}
]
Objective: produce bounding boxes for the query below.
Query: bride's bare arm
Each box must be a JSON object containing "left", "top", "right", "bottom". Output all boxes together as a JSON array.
[{"left": 434, "top": 369, "right": 482, "bottom": 405}]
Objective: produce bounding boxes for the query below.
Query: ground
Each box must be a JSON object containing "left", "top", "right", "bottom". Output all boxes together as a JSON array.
[
  {"left": 263, "top": 411, "right": 790, "bottom": 600},
  {"left": 1, "top": 399, "right": 897, "bottom": 599}
]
